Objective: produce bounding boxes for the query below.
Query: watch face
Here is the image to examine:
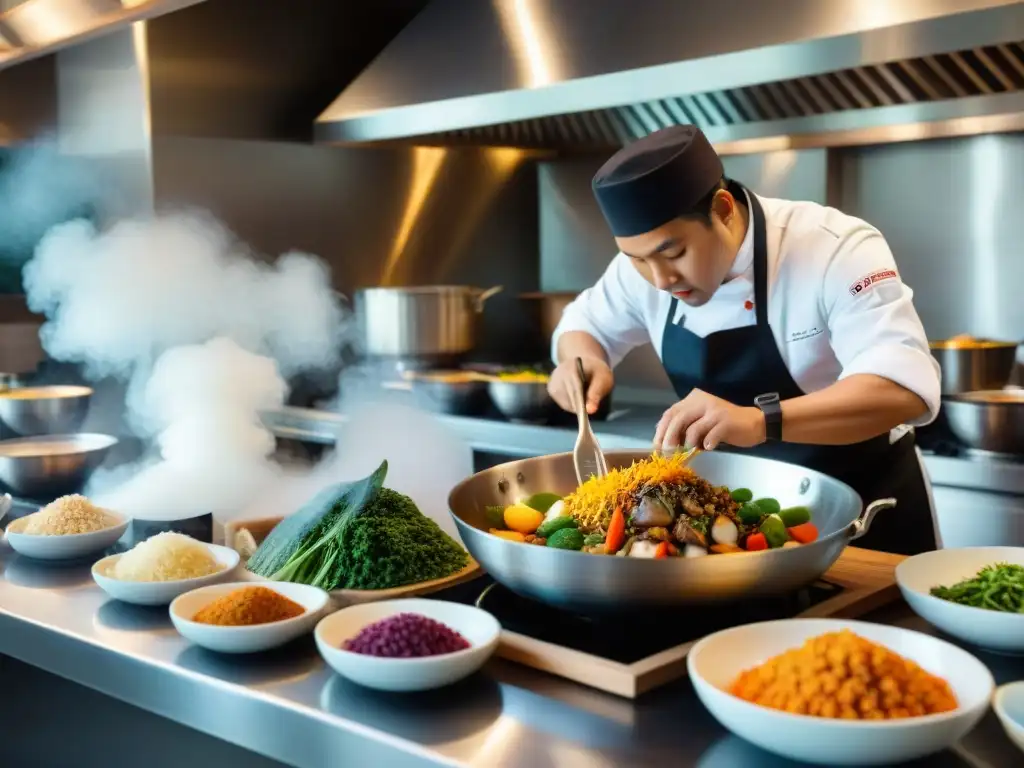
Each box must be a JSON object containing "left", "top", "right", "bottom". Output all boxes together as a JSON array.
[{"left": 756, "top": 393, "right": 780, "bottom": 407}]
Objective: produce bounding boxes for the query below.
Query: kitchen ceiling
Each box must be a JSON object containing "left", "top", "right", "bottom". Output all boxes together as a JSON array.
[{"left": 316, "top": 0, "right": 1024, "bottom": 152}]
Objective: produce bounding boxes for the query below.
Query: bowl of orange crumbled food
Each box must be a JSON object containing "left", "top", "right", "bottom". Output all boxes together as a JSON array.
[{"left": 687, "top": 619, "right": 994, "bottom": 765}]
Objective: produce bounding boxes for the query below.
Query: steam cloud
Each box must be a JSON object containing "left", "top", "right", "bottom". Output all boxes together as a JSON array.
[{"left": 23, "top": 211, "right": 345, "bottom": 521}]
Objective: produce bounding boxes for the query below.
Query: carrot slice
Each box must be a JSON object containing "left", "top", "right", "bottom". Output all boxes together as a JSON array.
[
  {"left": 654, "top": 541, "right": 671, "bottom": 559},
  {"left": 605, "top": 506, "right": 626, "bottom": 553},
  {"left": 745, "top": 532, "right": 768, "bottom": 551},
  {"left": 787, "top": 522, "right": 819, "bottom": 544}
]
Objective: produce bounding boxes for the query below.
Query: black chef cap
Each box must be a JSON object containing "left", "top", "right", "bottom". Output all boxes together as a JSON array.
[{"left": 592, "top": 126, "right": 724, "bottom": 237}]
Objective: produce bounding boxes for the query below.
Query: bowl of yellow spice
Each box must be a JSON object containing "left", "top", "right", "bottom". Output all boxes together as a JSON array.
[{"left": 170, "top": 582, "right": 330, "bottom": 654}]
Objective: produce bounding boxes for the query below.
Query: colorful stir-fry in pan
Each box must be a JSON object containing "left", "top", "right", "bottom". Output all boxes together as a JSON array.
[{"left": 486, "top": 452, "right": 819, "bottom": 557}]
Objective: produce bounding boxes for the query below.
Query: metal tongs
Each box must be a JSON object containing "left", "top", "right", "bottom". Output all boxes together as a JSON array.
[{"left": 567, "top": 358, "right": 608, "bottom": 485}]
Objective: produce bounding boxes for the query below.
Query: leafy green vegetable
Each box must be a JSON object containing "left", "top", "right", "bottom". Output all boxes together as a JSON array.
[
  {"left": 246, "top": 461, "right": 387, "bottom": 580},
  {"left": 331, "top": 487, "right": 469, "bottom": 590},
  {"left": 583, "top": 533, "right": 606, "bottom": 547},
  {"left": 930, "top": 563, "right": 1024, "bottom": 613}
]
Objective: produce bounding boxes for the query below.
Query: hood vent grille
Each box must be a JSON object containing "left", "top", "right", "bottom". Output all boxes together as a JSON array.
[{"left": 427, "top": 42, "right": 1024, "bottom": 150}]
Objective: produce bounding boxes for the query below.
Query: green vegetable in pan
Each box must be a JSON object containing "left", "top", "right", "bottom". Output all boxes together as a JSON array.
[
  {"left": 730, "top": 487, "right": 753, "bottom": 503},
  {"left": 738, "top": 502, "right": 764, "bottom": 525},
  {"left": 547, "top": 528, "right": 585, "bottom": 551},
  {"left": 485, "top": 505, "right": 507, "bottom": 528},
  {"left": 753, "top": 497, "right": 781, "bottom": 516},
  {"left": 759, "top": 514, "right": 790, "bottom": 549},
  {"left": 524, "top": 492, "right": 563, "bottom": 513},
  {"left": 536, "top": 515, "right": 578, "bottom": 539},
  {"left": 778, "top": 506, "right": 811, "bottom": 527}
]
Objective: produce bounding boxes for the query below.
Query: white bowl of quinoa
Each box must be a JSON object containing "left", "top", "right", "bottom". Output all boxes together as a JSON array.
[
  {"left": 92, "top": 533, "right": 239, "bottom": 605},
  {"left": 4, "top": 494, "right": 129, "bottom": 560}
]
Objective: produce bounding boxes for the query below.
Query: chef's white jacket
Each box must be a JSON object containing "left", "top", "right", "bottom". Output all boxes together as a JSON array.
[{"left": 552, "top": 192, "right": 941, "bottom": 426}]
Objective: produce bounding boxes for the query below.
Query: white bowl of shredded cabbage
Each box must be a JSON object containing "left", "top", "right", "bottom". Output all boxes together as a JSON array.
[
  {"left": 92, "top": 532, "right": 239, "bottom": 605},
  {"left": 4, "top": 494, "right": 129, "bottom": 560}
]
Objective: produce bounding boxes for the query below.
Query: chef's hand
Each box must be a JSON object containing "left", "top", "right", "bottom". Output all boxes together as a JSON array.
[
  {"left": 654, "top": 389, "right": 766, "bottom": 452},
  {"left": 548, "top": 356, "right": 613, "bottom": 415}
]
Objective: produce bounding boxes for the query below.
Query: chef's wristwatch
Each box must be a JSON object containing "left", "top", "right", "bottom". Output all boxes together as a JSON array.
[{"left": 754, "top": 392, "right": 782, "bottom": 442}]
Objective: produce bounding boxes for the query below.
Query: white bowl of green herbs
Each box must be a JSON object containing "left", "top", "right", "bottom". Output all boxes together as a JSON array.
[{"left": 897, "top": 546, "right": 1024, "bottom": 654}]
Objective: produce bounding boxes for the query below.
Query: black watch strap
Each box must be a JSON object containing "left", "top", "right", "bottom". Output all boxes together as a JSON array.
[{"left": 754, "top": 392, "right": 783, "bottom": 441}]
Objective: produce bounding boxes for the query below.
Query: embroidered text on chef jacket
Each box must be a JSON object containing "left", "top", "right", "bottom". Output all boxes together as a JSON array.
[{"left": 552, "top": 193, "right": 941, "bottom": 427}]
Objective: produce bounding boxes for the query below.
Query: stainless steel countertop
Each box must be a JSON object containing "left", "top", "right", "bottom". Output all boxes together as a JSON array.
[
  {"left": 1, "top": 535, "right": 1022, "bottom": 768},
  {"left": 261, "top": 405, "right": 1024, "bottom": 495}
]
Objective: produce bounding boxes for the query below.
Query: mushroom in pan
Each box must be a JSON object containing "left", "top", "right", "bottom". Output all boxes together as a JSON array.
[
  {"left": 630, "top": 494, "right": 674, "bottom": 528},
  {"left": 680, "top": 497, "right": 705, "bottom": 517},
  {"left": 710, "top": 515, "right": 739, "bottom": 547},
  {"left": 628, "top": 539, "right": 660, "bottom": 558},
  {"left": 684, "top": 544, "right": 708, "bottom": 558},
  {"left": 673, "top": 516, "right": 708, "bottom": 548}
]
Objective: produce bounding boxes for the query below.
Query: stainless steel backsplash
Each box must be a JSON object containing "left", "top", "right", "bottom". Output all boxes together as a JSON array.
[{"left": 837, "top": 134, "right": 1024, "bottom": 346}]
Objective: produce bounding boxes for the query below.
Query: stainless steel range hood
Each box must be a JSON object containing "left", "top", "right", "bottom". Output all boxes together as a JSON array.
[
  {"left": 0, "top": 0, "right": 205, "bottom": 70},
  {"left": 316, "top": 0, "right": 1024, "bottom": 151}
]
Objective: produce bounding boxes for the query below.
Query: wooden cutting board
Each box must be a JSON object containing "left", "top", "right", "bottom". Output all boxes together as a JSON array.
[
  {"left": 490, "top": 547, "right": 905, "bottom": 699},
  {"left": 223, "top": 516, "right": 482, "bottom": 607}
]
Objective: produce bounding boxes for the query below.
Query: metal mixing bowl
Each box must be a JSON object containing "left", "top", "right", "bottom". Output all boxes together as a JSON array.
[
  {"left": 488, "top": 379, "right": 555, "bottom": 423},
  {"left": 943, "top": 389, "right": 1024, "bottom": 454},
  {"left": 929, "top": 339, "right": 1019, "bottom": 395},
  {"left": 448, "top": 450, "right": 894, "bottom": 613},
  {"left": 0, "top": 385, "right": 93, "bottom": 436},
  {"left": 408, "top": 372, "right": 491, "bottom": 416},
  {"left": 0, "top": 433, "right": 118, "bottom": 499}
]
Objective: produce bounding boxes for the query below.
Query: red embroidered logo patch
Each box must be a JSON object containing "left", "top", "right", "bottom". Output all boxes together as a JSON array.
[{"left": 848, "top": 269, "right": 897, "bottom": 297}]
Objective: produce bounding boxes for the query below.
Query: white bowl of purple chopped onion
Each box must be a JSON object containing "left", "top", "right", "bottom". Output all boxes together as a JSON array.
[{"left": 314, "top": 598, "right": 500, "bottom": 692}]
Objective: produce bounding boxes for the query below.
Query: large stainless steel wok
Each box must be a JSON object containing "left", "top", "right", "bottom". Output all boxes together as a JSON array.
[{"left": 448, "top": 450, "right": 894, "bottom": 613}]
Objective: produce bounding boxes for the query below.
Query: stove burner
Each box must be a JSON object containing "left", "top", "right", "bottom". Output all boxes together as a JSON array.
[{"left": 472, "top": 580, "right": 843, "bottom": 665}]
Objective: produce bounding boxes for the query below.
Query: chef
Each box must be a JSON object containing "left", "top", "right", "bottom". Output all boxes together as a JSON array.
[{"left": 548, "top": 125, "right": 941, "bottom": 555}]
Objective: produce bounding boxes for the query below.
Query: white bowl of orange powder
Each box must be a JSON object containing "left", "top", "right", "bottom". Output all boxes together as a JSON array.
[
  {"left": 170, "top": 581, "right": 330, "bottom": 653},
  {"left": 687, "top": 618, "right": 993, "bottom": 765}
]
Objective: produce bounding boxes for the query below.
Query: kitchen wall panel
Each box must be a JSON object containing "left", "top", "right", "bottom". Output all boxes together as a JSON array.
[
  {"left": 0, "top": 54, "right": 56, "bottom": 144},
  {"left": 837, "top": 134, "right": 1024, "bottom": 345}
]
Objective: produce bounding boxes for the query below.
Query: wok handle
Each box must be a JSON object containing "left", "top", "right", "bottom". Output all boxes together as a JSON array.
[{"left": 848, "top": 498, "right": 897, "bottom": 541}]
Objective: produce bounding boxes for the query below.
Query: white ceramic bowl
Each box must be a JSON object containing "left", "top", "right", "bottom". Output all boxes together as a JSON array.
[
  {"left": 993, "top": 681, "right": 1024, "bottom": 755},
  {"left": 170, "top": 581, "right": 330, "bottom": 654},
  {"left": 4, "top": 512, "right": 129, "bottom": 561},
  {"left": 897, "top": 546, "right": 1024, "bottom": 654},
  {"left": 92, "top": 544, "right": 240, "bottom": 606},
  {"left": 315, "top": 598, "right": 500, "bottom": 692},
  {"left": 688, "top": 618, "right": 994, "bottom": 766}
]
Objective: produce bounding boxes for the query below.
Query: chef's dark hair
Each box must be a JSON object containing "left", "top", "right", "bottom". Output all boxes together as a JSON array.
[{"left": 678, "top": 178, "right": 740, "bottom": 225}]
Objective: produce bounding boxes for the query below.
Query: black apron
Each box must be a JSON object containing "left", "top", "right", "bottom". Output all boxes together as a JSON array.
[{"left": 660, "top": 183, "right": 937, "bottom": 556}]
